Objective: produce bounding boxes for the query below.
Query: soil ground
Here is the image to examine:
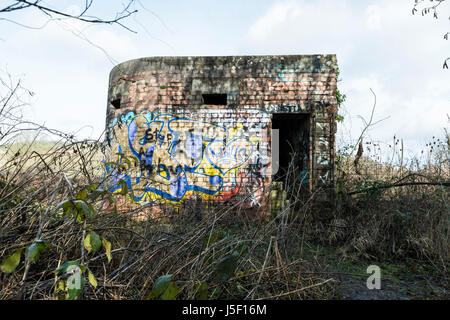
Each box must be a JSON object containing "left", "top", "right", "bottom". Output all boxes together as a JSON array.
[{"left": 302, "top": 241, "right": 448, "bottom": 300}]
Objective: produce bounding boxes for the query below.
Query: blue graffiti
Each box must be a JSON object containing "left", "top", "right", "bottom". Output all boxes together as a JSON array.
[{"left": 106, "top": 113, "right": 253, "bottom": 202}]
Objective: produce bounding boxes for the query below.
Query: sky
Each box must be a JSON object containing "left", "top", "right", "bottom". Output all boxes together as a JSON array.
[{"left": 0, "top": 0, "right": 449, "bottom": 160}]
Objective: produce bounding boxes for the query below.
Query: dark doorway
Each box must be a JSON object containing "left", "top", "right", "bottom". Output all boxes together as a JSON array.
[
  {"left": 202, "top": 94, "right": 227, "bottom": 105},
  {"left": 272, "top": 114, "right": 310, "bottom": 186}
]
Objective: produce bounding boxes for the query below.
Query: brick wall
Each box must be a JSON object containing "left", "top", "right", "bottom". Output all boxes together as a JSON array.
[{"left": 104, "top": 55, "right": 338, "bottom": 210}]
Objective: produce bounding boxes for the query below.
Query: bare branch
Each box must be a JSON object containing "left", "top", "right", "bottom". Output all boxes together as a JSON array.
[
  {"left": 412, "top": 0, "right": 450, "bottom": 68},
  {"left": 0, "top": 0, "right": 138, "bottom": 32}
]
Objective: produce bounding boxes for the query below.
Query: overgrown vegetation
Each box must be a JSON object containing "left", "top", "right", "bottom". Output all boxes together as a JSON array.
[
  {"left": 0, "top": 136, "right": 339, "bottom": 299},
  {"left": 0, "top": 75, "right": 448, "bottom": 300}
]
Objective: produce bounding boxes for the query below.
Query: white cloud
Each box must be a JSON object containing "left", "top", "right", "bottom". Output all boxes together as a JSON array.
[
  {"left": 0, "top": 7, "right": 141, "bottom": 138},
  {"left": 8, "top": 9, "right": 140, "bottom": 64},
  {"left": 366, "top": 5, "right": 381, "bottom": 31},
  {"left": 247, "top": 1, "right": 303, "bottom": 42},
  {"left": 0, "top": 0, "right": 448, "bottom": 158},
  {"left": 244, "top": 0, "right": 450, "bottom": 156},
  {"left": 245, "top": 0, "right": 357, "bottom": 55}
]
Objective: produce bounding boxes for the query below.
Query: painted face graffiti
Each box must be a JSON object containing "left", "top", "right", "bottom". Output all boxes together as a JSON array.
[{"left": 105, "top": 113, "right": 254, "bottom": 203}]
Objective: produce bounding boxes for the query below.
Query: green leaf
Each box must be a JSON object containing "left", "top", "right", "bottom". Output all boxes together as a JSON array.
[
  {"left": 57, "top": 263, "right": 84, "bottom": 300},
  {"left": 76, "top": 188, "right": 87, "bottom": 200},
  {"left": 36, "top": 240, "right": 51, "bottom": 248},
  {"left": 151, "top": 274, "right": 172, "bottom": 298},
  {"left": 55, "top": 200, "right": 73, "bottom": 215},
  {"left": 195, "top": 281, "right": 208, "bottom": 300},
  {"left": 74, "top": 200, "right": 95, "bottom": 219},
  {"left": 54, "top": 279, "right": 68, "bottom": 300},
  {"left": 102, "top": 238, "right": 112, "bottom": 263},
  {"left": 67, "top": 278, "right": 84, "bottom": 300},
  {"left": 84, "top": 231, "right": 101, "bottom": 253},
  {"left": 56, "top": 279, "right": 67, "bottom": 292},
  {"left": 215, "top": 252, "right": 239, "bottom": 282},
  {"left": 85, "top": 202, "right": 96, "bottom": 218},
  {"left": 26, "top": 240, "right": 51, "bottom": 264},
  {"left": 71, "top": 201, "right": 86, "bottom": 222},
  {"left": 55, "top": 260, "right": 80, "bottom": 275},
  {"left": 161, "top": 282, "right": 178, "bottom": 300},
  {"left": 87, "top": 269, "right": 97, "bottom": 288},
  {"left": 68, "top": 287, "right": 81, "bottom": 300},
  {"left": 1, "top": 248, "right": 22, "bottom": 274},
  {"left": 118, "top": 180, "right": 128, "bottom": 196},
  {"left": 89, "top": 188, "right": 106, "bottom": 201},
  {"left": 86, "top": 183, "right": 97, "bottom": 191},
  {"left": 26, "top": 243, "right": 40, "bottom": 264}
]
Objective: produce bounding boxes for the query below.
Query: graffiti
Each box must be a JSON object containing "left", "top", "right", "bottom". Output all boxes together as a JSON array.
[
  {"left": 219, "top": 159, "right": 269, "bottom": 208},
  {"left": 317, "top": 137, "right": 329, "bottom": 153},
  {"left": 105, "top": 113, "right": 254, "bottom": 203},
  {"left": 319, "top": 171, "right": 329, "bottom": 185},
  {"left": 316, "top": 153, "right": 329, "bottom": 166},
  {"left": 262, "top": 103, "right": 303, "bottom": 113}
]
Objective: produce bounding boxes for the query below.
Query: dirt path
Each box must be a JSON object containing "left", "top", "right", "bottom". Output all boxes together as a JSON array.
[
  {"left": 303, "top": 242, "right": 448, "bottom": 300},
  {"left": 331, "top": 268, "right": 448, "bottom": 300},
  {"left": 335, "top": 274, "right": 413, "bottom": 300}
]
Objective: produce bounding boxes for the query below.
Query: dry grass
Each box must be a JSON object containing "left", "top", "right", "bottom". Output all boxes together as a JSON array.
[
  {"left": 0, "top": 133, "right": 340, "bottom": 300},
  {"left": 1, "top": 128, "right": 449, "bottom": 299},
  {"left": 324, "top": 132, "right": 450, "bottom": 287},
  {"left": 0, "top": 111, "right": 448, "bottom": 300}
]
